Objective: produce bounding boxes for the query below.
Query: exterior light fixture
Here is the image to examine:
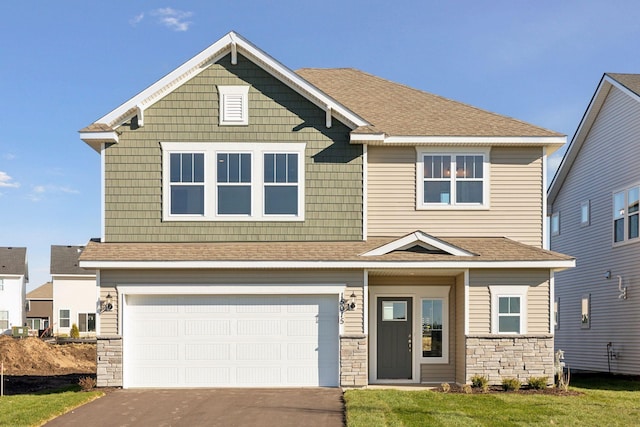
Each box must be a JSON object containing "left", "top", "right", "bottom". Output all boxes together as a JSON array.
[
  {"left": 339, "top": 292, "right": 357, "bottom": 323},
  {"left": 102, "top": 293, "right": 114, "bottom": 312}
]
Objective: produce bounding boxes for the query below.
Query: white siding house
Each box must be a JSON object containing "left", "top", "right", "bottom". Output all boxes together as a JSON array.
[
  {"left": 0, "top": 247, "right": 28, "bottom": 334},
  {"left": 549, "top": 73, "right": 640, "bottom": 375},
  {"left": 51, "top": 245, "right": 97, "bottom": 337}
]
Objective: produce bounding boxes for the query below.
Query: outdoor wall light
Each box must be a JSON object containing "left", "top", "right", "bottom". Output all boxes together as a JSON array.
[
  {"left": 339, "top": 292, "right": 357, "bottom": 313},
  {"left": 101, "top": 293, "right": 114, "bottom": 312}
]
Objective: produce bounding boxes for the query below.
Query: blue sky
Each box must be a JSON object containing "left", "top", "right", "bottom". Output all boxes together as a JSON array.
[{"left": 2, "top": 1, "right": 640, "bottom": 290}]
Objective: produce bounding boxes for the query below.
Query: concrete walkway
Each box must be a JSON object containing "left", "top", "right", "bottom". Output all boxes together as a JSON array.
[{"left": 44, "top": 388, "right": 345, "bottom": 427}]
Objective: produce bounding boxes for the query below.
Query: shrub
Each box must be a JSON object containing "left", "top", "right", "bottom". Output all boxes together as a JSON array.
[
  {"left": 528, "top": 376, "right": 548, "bottom": 390},
  {"left": 70, "top": 324, "right": 80, "bottom": 339},
  {"left": 471, "top": 375, "right": 489, "bottom": 392},
  {"left": 440, "top": 382, "right": 451, "bottom": 393},
  {"left": 78, "top": 376, "right": 97, "bottom": 391},
  {"left": 462, "top": 384, "right": 472, "bottom": 394},
  {"left": 502, "top": 377, "right": 521, "bottom": 391}
]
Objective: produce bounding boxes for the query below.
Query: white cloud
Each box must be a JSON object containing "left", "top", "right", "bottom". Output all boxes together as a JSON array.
[
  {"left": 27, "top": 184, "right": 80, "bottom": 202},
  {"left": 0, "top": 171, "right": 19, "bottom": 188},
  {"left": 152, "top": 8, "right": 193, "bottom": 32},
  {"left": 3, "top": 153, "right": 16, "bottom": 160},
  {"left": 130, "top": 12, "right": 145, "bottom": 26}
]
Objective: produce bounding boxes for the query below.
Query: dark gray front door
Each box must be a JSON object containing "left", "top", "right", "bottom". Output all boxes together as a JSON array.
[{"left": 377, "top": 297, "right": 412, "bottom": 379}]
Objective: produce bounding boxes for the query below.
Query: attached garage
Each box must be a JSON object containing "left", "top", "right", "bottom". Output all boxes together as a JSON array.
[{"left": 122, "top": 294, "right": 339, "bottom": 388}]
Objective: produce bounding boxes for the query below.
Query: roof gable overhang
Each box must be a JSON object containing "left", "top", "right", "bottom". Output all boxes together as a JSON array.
[
  {"left": 549, "top": 73, "right": 640, "bottom": 204},
  {"left": 350, "top": 134, "right": 566, "bottom": 151},
  {"left": 79, "top": 31, "right": 368, "bottom": 152},
  {"left": 361, "top": 231, "right": 475, "bottom": 257}
]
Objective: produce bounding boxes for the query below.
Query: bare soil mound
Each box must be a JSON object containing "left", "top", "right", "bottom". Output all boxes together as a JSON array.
[{"left": 0, "top": 335, "right": 96, "bottom": 375}]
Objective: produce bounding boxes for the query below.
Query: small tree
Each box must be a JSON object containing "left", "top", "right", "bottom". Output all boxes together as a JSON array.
[{"left": 70, "top": 323, "right": 80, "bottom": 338}]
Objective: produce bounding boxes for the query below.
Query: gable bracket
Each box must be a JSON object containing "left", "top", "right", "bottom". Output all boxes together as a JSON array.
[
  {"left": 326, "top": 106, "right": 332, "bottom": 128},
  {"left": 136, "top": 104, "right": 144, "bottom": 127},
  {"left": 231, "top": 41, "right": 238, "bottom": 65}
]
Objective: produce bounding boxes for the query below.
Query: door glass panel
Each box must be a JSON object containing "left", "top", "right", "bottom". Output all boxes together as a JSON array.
[
  {"left": 422, "top": 299, "right": 443, "bottom": 357},
  {"left": 382, "top": 301, "right": 407, "bottom": 321}
]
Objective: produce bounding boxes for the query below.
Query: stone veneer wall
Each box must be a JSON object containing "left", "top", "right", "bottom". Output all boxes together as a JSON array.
[
  {"left": 340, "top": 334, "right": 368, "bottom": 387},
  {"left": 97, "top": 336, "right": 123, "bottom": 387},
  {"left": 465, "top": 335, "right": 554, "bottom": 385}
]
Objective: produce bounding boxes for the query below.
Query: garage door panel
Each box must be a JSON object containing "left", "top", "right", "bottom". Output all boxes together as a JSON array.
[{"left": 124, "top": 294, "right": 339, "bottom": 387}]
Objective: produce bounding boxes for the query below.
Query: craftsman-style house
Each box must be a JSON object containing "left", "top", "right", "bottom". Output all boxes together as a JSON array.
[{"left": 79, "top": 32, "right": 574, "bottom": 388}]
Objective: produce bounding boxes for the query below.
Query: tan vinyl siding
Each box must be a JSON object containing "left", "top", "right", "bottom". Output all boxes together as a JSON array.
[
  {"left": 100, "top": 269, "right": 364, "bottom": 335},
  {"left": 468, "top": 269, "right": 550, "bottom": 334},
  {"left": 551, "top": 86, "right": 640, "bottom": 374},
  {"left": 104, "top": 53, "right": 362, "bottom": 242},
  {"left": 455, "top": 274, "right": 466, "bottom": 384},
  {"left": 99, "top": 286, "right": 118, "bottom": 335},
  {"left": 367, "top": 145, "right": 543, "bottom": 247}
]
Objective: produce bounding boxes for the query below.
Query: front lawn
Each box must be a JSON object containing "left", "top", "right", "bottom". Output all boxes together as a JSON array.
[
  {"left": 0, "top": 386, "right": 103, "bottom": 427},
  {"left": 345, "top": 375, "right": 640, "bottom": 426}
]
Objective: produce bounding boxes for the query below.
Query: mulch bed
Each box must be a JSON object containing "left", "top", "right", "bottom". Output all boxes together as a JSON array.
[{"left": 441, "top": 384, "right": 581, "bottom": 396}]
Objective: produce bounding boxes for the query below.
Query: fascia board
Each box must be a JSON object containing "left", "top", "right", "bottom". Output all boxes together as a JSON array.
[
  {"left": 91, "top": 31, "right": 368, "bottom": 131},
  {"left": 80, "top": 260, "right": 575, "bottom": 270},
  {"left": 381, "top": 136, "right": 566, "bottom": 145}
]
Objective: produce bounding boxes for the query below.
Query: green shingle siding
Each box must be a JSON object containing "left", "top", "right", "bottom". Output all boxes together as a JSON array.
[{"left": 104, "top": 54, "right": 362, "bottom": 242}]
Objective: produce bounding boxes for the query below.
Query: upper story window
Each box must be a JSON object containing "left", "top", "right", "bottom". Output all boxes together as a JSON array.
[
  {"left": 580, "top": 201, "right": 590, "bottom": 227},
  {"left": 551, "top": 211, "right": 560, "bottom": 236},
  {"left": 490, "top": 285, "right": 528, "bottom": 334},
  {"left": 218, "top": 86, "right": 249, "bottom": 126},
  {"left": 162, "top": 142, "right": 305, "bottom": 221},
  {"left": 416, "top": 148, "right": 489, "bottom": 209},
  {"left": 614, "top": 185, "right": 639, "bottom": 243}
]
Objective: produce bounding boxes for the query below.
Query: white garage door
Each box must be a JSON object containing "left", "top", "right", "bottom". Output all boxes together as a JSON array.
[{"left": 123, "top": 294, "right": 339, "bottom": 388}]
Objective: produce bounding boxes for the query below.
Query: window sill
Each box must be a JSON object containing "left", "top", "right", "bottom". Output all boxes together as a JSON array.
[
  {"left": 416, "top": 204, "right": 490, "bottom": 211},
  {"left": 162, "top": 214, "right": 305, "bottom": 222},
  {"left": 612, "top": 237, "right": 640, "bottom": 249}
]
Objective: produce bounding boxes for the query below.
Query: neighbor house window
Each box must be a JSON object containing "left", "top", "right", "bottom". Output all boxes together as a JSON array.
[
  {"left": 581, "top": 201, "right": 590, "bottom": 227},
  {"left": 218, "top": 85, "right": 249, "bottom": 126},
  {"left": 0, "top": 311, "right": 8, "bottom": 330},
  {"left": 78, "top": 313, "right": 96, "bottom": 333},
  {"left": 59, "top": 309, "right": 70, "bottom": 328},
  {"left": 162, "top": 142, "right": 305, "bottom": 221},
  {"left": 490, "top": 286, "right": 528, "bottom": 334},
  {"left": 421, "top": 299, "right": 443, "bottom": 358},
  {"left": 551, "top": 212, "right": 560, "bottom": 236},
  {"left": 27, "top": 318, "right": 41, "bottom": 330},
  {"left": 554, "top": 297, "right": 560, "bottom": 330},
  {"left": 581, "top": 294, "right": 590, "bottom": 329},
  {"left": 416, "top": 149, "right": 489, "bottom": 209},
  {"left": 614, "top": 186, "right": 639, "bottom": 243}
]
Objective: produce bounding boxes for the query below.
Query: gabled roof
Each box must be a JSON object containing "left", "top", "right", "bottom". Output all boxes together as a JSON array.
[
  {"left": 79, "top": 31, "right": 368, "bottom": 152},
  {"left": 549, "top": 73, "right": 640, "bottom": 204},
  {"left": 27, "top": 282, "right": 53, "bottom": 300},
  {"left": 80, "top": 31, "right": 565, "bottom": 152},
  {"left": 50, "top": 245, "right": 95, "bottom": 276},
  {"left": 297, "top": 68, "right": 565, "bottom": 148},
  {"left": 361, "top": 231, "right": 474, "bottom": 257},
  {"left": 79, "top": 235, "right": 574, "bottom": 270},
  {"left": 0, "top": 247, "right": 28, "bottom": 277}
]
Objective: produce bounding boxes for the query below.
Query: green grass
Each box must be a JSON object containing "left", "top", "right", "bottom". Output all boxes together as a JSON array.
[
  {"left": 345, "top": 375, "right": 640, "bottom": 426},
  {"left": 0, "top": 386, "right": 103, "bottom": 427}
]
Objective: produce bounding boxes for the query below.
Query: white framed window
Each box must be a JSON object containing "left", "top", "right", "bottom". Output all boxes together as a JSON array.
[
  {"left": 0, "top": 310, "right": 8, "bottom": 330},
  {"left": 551, "top": 211, "right": 560, "bottom": 236},
  {"left": 416, "top": 148, "right": 489, "bottom": 209},
  {"left": 554, "top": 297, "right": 559, "bottom": 330},
  {"left": 78, "top": 313, "right": 96, "bottom": 333},
  {"left": 59, "top": 309, "right": 70, "bottom": 328},
  {"left": 581, "top": 294, "right": 590, "bottom": 329},
  {"left": 162, "top": 142, "right": 305, "bottom": 221},
  {"left": 218, "top": 85, "right": 249, "bottom": 126},
  {"left": 581, "top": 201, "right": 590, "bottom": 227},
  {"left": 490, "top": 286, "right": 528, "bottom": 334},
  {"left": 613, "top": 185, "right": 639, "bottom": 243},
  {"left": 421, "top": 299, "right": 444, "bottom": 359}
]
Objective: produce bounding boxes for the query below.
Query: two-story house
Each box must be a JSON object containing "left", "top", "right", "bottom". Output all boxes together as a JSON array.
[
  {"left": 51, "top": 245, "right": 97, "bottom": 337},
  {"left": 79, "top": 31, "right": 574, "bottom": 388},
  {"left": 549, "top": 73, "right": 640, "bottom": 375},
  {"left": 0, "top": 247, "right": 28, "bottom": 335}
]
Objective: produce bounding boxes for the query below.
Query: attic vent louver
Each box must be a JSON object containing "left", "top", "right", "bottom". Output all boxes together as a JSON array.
[{"left": 218, "top": 85, "right": 249, "bottom": 126}]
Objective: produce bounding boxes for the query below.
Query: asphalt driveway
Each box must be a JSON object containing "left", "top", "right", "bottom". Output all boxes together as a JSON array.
[{"left": 44, "top": 388, "right": 345, "bottom": 427}]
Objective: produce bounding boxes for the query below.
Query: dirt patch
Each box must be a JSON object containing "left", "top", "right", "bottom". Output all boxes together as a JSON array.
[{"left": 0, "top": 335, "right": 96, "bottom": 394}]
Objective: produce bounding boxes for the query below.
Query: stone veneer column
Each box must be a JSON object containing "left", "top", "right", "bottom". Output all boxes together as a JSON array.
[
  {"left": 340, "top": 334, "right": 368, "bottom": 387},
  {"left": 465, "top": 335, "right": 554, "bottom": 385},
  {"left": 96, "top": 336, "right": 123, "bottom": 387}
]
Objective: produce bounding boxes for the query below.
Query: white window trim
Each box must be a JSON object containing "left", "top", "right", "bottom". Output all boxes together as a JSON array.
[
  {"left": 59, "top": 309, "right": 71, "bottom": 328},
  {"left": 581, "top": 294, "right": 590, "bottom": 329},
  {"left": 613, "top": 184, "right": 640, "bottom": 246},
  {"left": 162, "top": 142, "right": 305, "bottom": 222},
  {"left": 580, "top": 200, "right": 590, "bottom": 227},
  {"left": 218, "top": 85, "right": 249, "bottom": 126},
  {"left": 415, "top": 147, "right": 490, "bottom": 210},
  {"left": 490, "top": 285, "right": 528, "bottom": 334},
  {"left": 420, "top": 291, "right": 449, "bottom": 365},
  {"left": 554, "top": 297, "right": 559, "bottom": 330}
]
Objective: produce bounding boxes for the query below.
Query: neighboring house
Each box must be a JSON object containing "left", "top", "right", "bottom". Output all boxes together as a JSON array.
[
  {"left": 51, "top": 245, "right": 97, "bottom": 337},
  {"left": 78, "top": 31, "right": 574, "bottom": 388},
  {"left": 549, "top": 73, "right": 640, "bottom": 375},
  {"left": 0, "top": 247, "right": 28, "bottom": 334},
  {"left": 26, "top": 281, "right": 53, "bottom": 335}
]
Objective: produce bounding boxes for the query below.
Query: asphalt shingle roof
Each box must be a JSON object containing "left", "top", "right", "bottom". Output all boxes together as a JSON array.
[
  {"left": 50, "top": 245, "right": 95, "bottom": 275},
  {"left": 27, "top": 282, "right": 53, "bottom": 300},
  {"left": 607, "top": 73, "right": 640, "bottom": 97},
  {"left": 0, "top": 247, "right": 27, "bottom": 276}
]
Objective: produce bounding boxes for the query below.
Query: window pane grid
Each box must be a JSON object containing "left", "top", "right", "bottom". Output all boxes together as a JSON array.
[
  {"left": 217, "top": 153, "right": 252, "bottom": 215},
  {"left": 422, "top": 154, "right": 483, "bottom": 205}
]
